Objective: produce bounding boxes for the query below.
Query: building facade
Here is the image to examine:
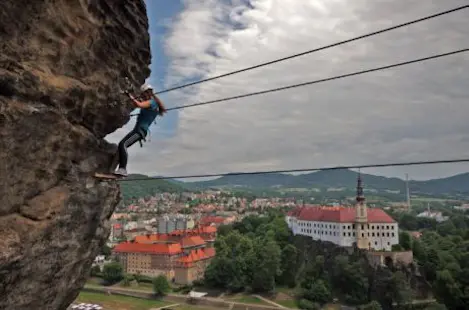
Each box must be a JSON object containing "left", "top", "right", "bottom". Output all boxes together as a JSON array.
[
  {"left": 113, "top": 226, "right": 217, "bottom": 284},
  {"left": 157, "top": 214, "right": 195, "bottom": 234},
  {"left": 286, "top": 175, "right": 399, "bottom": 251}
]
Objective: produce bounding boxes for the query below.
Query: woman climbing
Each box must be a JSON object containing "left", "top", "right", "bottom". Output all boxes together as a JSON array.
[{"left": 112, "top": 83, "right": 167, "bottom": 177}]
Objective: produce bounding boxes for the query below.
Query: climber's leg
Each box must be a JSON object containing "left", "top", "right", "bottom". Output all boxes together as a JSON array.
[{"left": 115, "top": 129, "right": 142, "bottom": 176}]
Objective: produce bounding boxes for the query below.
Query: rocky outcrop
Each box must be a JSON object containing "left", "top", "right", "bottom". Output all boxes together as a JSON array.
[{"left": 0, "top": 1, "right": 151, "bottom": 309}]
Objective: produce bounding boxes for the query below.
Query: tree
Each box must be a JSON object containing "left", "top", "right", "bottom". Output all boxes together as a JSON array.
[
  {"left": 90, "top": 265, "right": 101, "bottom": 277},
  {"left": 331, "top": 255, "right": 368, "bottom": 305},
  {"left": 424, "top": 303, "right": 448, "bottom": 310},
  {"left": 102, "top": 262, "right": 123, "bottom": 285},
  {"left": 297, "top": 299, "right": 321, "bottom": 310},
  {"left": 398, "top": 214, "right": 418, "bottom": 231},
  {"left": 391, "top": 271, "right": 412, "bottom": 306},
  {"left": 100, "top": 244, "right": 112, "bottom": 258},
  {"left": 399, "top": 231, "right": 412, "bottom": 250},
  {"left": 251, "top": 237, "right": 281, "bottom": 293},
  {"left": 217, "top": 224, "right": 233, "bottom": 237},
  {"left": 153, "top": 275, "right": 170, "bottom": 296},
  {"left": 437, "top": 221, "right": 456, "bottom": 237},
  {"left": 270, "top": 216, "right": 291, "bottom": 248},
  {"left": 204, "top": 256, "right": 235, "bottom": 289},
  {"left": 423, "top": 247, "right": 441, "bottom": 282},
  {"left": 303, "top": 279, "right": 331, "bottom": 305},
  {"left": 371, "top": 268, "right": 394, "bottom": 308},
  {"left": 279, "top": 244, "right": 299, "bottom": 288},
  {"left": 204, "top": 232, "right": 256, "bottom": 292},
  {"left": 132, "top": 272, "right": 142, "bottom": 283},
  {"left": 412, "top": 239, "right": 426, "bottom": 261},
  {"left": 434, "top": 270, "right": 463, "bottom": 309},
  {"left": 198, "top": 211, "right": 469, "bottom": 309},
  {"left": 122, "top": 274, "right": 134, "bottom": 287},
  {"left": 363, "top": 300, "right": 382, "bottom": 310}
]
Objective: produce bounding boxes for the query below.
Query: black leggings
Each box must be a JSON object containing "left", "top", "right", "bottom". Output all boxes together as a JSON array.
[{"left": 118, "top": 128, "right": 144, "bottom": 169}]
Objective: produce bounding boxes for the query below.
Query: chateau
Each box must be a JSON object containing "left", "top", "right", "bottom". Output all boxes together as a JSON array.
[
  {"left": 286, "top": 175, "right": 399, "bottom": 251},
  {"left": 113, "top": 225, "right": 217, "bottom": 285}
]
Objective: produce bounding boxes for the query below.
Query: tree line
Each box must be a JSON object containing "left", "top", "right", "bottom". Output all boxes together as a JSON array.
[
  {"left": 389, "top": 206, "right": 469, "bottom": 309},
  {"left": 203, "top": 208, "right": 467, "bottom": 309}
]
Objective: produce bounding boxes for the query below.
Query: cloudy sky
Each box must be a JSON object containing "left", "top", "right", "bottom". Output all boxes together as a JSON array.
[{"left": 105, "top": 0, "right": 469, "bottom": 181}]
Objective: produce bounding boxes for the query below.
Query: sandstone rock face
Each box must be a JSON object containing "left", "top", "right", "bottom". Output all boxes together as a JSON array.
[{"left": 0, "top": 1, "right": 151, "bottom": 309}]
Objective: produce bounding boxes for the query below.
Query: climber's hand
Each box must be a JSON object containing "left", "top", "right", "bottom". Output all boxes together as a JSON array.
[{"left": 126, "top": 92, "right": 136, "bottom": 101}]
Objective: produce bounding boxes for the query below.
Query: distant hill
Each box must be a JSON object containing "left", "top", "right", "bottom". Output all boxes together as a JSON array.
[
  {"left": 120, "top": 174, "right": 186, "bottom": 201},
  {"left": 183, "top": 169, "right": 469, "bottom": 196},
  {"left": 410, "top": 173, "right": 469, "bottom": 195},
  {"left": 117, "top": 171, "right": 469, "bottom": 200}
]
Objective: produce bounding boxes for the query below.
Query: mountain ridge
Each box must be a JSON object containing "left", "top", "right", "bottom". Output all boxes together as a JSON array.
[{"left": 176, "top": 169, "right": 469, "bottom": 195}]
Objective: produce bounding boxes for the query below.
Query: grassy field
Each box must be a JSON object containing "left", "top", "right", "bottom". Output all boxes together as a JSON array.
[
  {"left": 411, "top": 197, "right": 458, "bottom": 203},
  {"left": 74, "top": 291, "right": 170, "bottom": 310},
  {"left": 86, "top": 278, "right": 155, "bottom": 292},
  {"left": 84, "top": 278, "right": 297, "bottom": 308},
  {"left": 227, "top": 295, "right": 267, "bottom": 304},
  {"left": 172, "top": 305, "right": 229, "bottom": 310}
]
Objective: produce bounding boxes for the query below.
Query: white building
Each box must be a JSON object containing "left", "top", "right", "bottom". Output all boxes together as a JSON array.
[
  {"left": 286, "top": 175, "right": 399, "bottom": 251},
  {"left": 417, "top": 210, "right": 448, "bottom": 223},
  {"left": 417, "top": 205, "right": 449, "bottom": 223}
]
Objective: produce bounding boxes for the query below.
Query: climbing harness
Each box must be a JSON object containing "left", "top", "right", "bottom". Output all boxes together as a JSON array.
[
  {"left": 138, "top": 128, "right": 146, "bottom": 148},
  {"left": 137, "top": 113, "right": 159, "bottom": 147}
]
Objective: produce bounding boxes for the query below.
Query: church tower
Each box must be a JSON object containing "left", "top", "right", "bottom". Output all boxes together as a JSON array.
[{"left": 355, "top": 172, "right": 369, "bottom": 249}]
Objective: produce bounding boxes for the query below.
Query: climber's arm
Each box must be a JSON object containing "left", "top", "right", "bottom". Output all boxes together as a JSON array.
[
  {"left": 126, "top": 92, "right": 151, "bottom": 109},
  {"left": 152, "top": 95, "right": 167, "bottom": 115}
]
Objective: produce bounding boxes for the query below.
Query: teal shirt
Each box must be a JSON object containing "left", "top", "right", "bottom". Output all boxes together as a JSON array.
[{"left": 135, "top": 98, "right": 159, "bottom": 134}]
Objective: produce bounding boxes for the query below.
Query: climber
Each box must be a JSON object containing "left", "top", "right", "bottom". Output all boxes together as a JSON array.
[{"left": 112, "top": 83, "right": 167, "bottom": 177}]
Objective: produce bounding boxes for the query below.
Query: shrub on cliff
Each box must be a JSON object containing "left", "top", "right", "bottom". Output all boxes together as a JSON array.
[{"left": 102, "top": 262, "right": 124, "bottom": 285}]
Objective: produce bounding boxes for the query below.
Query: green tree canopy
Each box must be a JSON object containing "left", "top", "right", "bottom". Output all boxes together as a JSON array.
[
  {"left": 102, "top": 262, "right": 123, "bottom": 285},
  {"left": 153, "top": 275, "right": 170, "bottom": 297}
]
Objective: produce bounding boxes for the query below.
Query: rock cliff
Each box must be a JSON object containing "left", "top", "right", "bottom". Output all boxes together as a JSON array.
[{"left": 0, "top": 1, "right": 151, "bottom": 309}]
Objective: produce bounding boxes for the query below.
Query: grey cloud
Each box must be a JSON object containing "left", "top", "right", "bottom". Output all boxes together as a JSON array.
[{"left": 107, "top": 0, "right": 469, "bottom": 181}]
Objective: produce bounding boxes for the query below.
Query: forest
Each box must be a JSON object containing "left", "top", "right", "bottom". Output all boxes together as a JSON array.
[{"left": 202, "top": 208, "right": 469, "bottom": 310}]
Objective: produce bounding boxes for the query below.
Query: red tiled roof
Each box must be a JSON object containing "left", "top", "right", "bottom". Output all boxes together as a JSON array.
[
  {"left": 177, "top": 247, "right": 216, "bottom": 267},
  {"left": 410, "top": 231, "right": 422, "bottom": 239},
  {"left": 133, "top": 226, "right": 216, "bottom": 244},
  {"left": 113, "top": 242, "right": 182, "bottom": 255},
  {"left": 198, "top": 225, "right": 217, "bottom": 233},
  {"left": 287, "top": 206, "right": 304, "bottom": 217},
  {"left": 294, "top": 206, "right": 395, "bottom": 223},
  {"left": 134, "top": 234, "right": 170, "bottom": 243},
  {"left": 170, "top": 226, "right": 217, "bottom": 235},
  {"left": 180, "top": 236, "right": 206, "bottom": 248},
  {"left": 113, "top": 224, "right": 122, "bottom": 229}
]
